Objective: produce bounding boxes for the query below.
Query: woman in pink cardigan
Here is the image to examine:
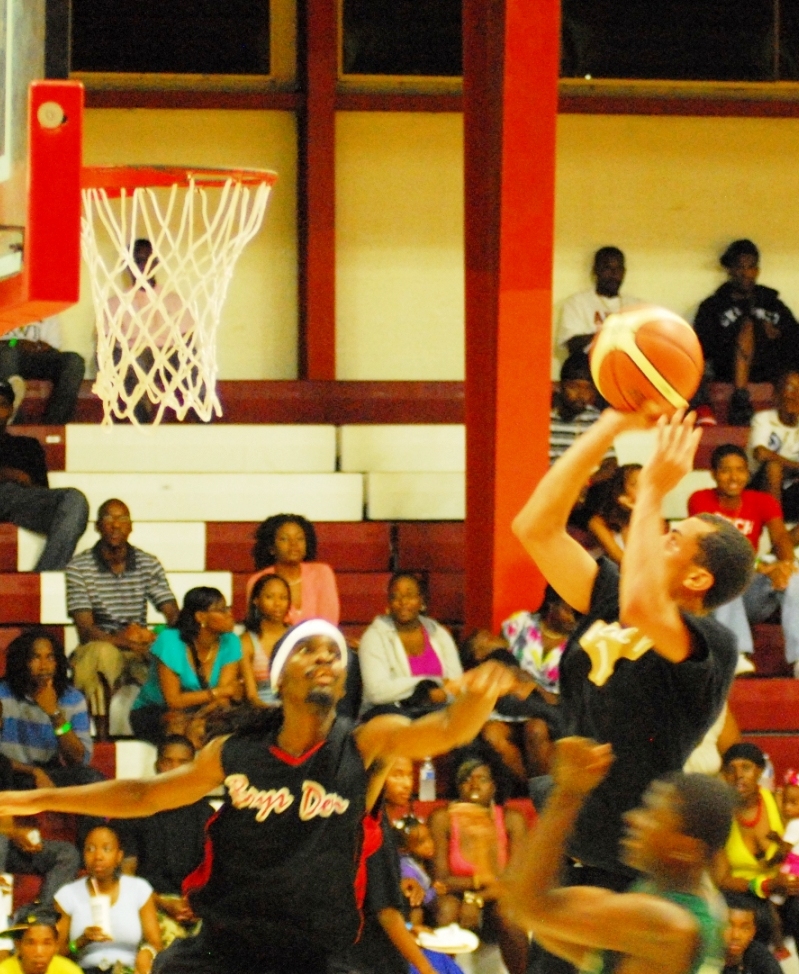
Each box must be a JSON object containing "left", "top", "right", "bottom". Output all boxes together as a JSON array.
[{"left": 246, "top": 513, "right": 340, "bottom": 625}]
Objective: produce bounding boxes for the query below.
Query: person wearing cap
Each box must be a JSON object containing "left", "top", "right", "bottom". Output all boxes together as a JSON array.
[
  {"left": 0, "top": 618, "right": 520, "bottom": 974},
  {"left": 0, "top": 903, "right": 81, "bottom": 974},
  {"left": 0, "top": 380, "right": 88, "bottom": 571}
]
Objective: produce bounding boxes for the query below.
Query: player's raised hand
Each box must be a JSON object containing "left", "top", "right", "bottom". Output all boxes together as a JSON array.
[
  {"left": 640, "top": 408, "right": 702, "bottom": 496},
  {"left": 552, "top": 737, "right": 614, "bottom": 797}
]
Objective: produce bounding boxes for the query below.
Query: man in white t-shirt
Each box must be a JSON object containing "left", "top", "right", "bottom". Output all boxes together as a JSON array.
[
  {"left": 748, "top": 370, "right": 799, "bottom": 535},
  {"left": 557, "top": 246, "right": 641, "bottom": 356},
  {"left": 0, "top": 317, "right": 85, "bottom": 425}
]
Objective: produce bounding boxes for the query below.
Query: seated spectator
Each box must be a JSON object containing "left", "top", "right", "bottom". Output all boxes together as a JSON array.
[
  {"left": 557, "top": 246, "right": 640, "bottom": 357},
  {"left": 359, "top": 573, "right": 462, "bottom": 720},
  {"left": 246, "top": 514, "right": 339, "bottom": 625},
  {"left": 240, "top": 575, "right": 290, "bottom": 708},
  {"left": 383, "top": 755, "right": 414, "bottom": 826},
  {"left": 0, "top": 629, "right": 102, "bottom": 792},
  {"left": 694, "top": 239, "right": 799, "bottom": 426},
  {"left": 395, "top": 816, "right": 443, "bottom": 928},
  {"left": 716, "top": 744, "right": 799, "bottom": 947},
  {"left": 66, "top": 498, "right": 179, "bottom": 738},
  {"left": 0, "top": 903, "right": 82, "bottom": 974},
  {"left": 688, "top": 443, "right": 799, "bottom": 676},
  {"left": 748, "top": 370, "right": 799, "bottom": 533},
  {"left": 54, "top": 824, "right": 161, "bottom": 973},
  {"left": 428, "top": 758, "right": 528, "bottom": 974},
  {"left": 0, "top": 381, "right": 88, "bottom": 572},
  {"left": 0, "top": 317, "right": 85, "bottom": 426},
  {"left": 722, "top": 893, "right": 782, "bottom": 974},
  {"left": 549, "top": 352, "right": 614, "bottom": 467},
  {"left": 129, "top": 587, "right": 242, "bottom": 744},
  {"left": 587, "top": 463, "right": 641, "bottom": 563},
  {"left": 121, "top": 736, "right": 212, "bottom": 949}
]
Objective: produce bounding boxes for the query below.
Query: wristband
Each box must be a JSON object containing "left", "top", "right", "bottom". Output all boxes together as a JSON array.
[
  {"left": 7, "top": 339, "right": 16, "bottom": 348},
  {"left": 68, "top": 940, "right": 80, "bottom": 957},
  {"left": 139, "top": 943, "right": 158, "bottom": 958},
  {"left": 54, "top": 721, "right": 72, "bottom": 736},
  {"left": 748, "top": 876, "right": 770, "bottom": 898}
]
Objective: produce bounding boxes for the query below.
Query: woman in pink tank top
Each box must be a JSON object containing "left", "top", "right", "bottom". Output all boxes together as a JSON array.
[{"left": 428, "top": 758, "right": 529, "bottom": 974}]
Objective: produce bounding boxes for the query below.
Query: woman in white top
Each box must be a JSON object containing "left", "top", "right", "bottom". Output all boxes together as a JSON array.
[
  {"left": 54, "top": 825, "right": 161, "bottom": 974},
  {"left": 359, "top": 572, "right": 462, "bottom": 720}
]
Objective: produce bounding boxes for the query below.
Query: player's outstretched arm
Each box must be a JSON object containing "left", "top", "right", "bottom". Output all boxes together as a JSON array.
[
  {"left": 620, "top": 410, "right": 702, "bottom": 662},
  {"left": 512, "top": 408, "right": 658, "bottom": 614},
  {"left": 355, "top": 661, "right": 518, "bottom": 805},
  {"left": 500, "top": 739, "right": 699, "bottom": 974},
  {"left": 0, "top": 736, "right": 226, "bottom": 819}
]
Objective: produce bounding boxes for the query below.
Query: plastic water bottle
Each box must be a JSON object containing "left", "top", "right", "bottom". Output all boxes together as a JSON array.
[
  {"left": 762, "top": 754, "right": 775, "bottom": 792},
  {"left": 419, "top": 758, "right": 437, "bottom": 801}
]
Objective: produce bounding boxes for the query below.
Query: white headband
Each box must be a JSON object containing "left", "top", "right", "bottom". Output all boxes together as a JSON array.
[{"left": 270, "top": 619, "right": 348, "bottom": 692}]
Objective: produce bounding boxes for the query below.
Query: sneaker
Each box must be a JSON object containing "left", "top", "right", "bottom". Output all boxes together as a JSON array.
[
  {"left": 695, "top": 405, "right": 717, "bottom": 427},
  {"left": 728, "top": 387, "right": 754, "bottom": 426},
  {"left": 736, "top": 654, "right": 756, "bottom": 675}
]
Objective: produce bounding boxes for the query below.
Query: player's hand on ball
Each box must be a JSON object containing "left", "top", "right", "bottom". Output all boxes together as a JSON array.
[
  {"left": 640, "top": 408, "right": 702, "bottom": 496},
  {"left": 553, "top": 737, "right": 614, "bottom": 796}
]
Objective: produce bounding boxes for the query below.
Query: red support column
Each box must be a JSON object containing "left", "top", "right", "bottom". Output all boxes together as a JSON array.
[
  {"left": 463, "top": 0, "right": 560, "bottom": 630},
  {"left": 297, "top": 0, "right": 337, "bottom": 380}
]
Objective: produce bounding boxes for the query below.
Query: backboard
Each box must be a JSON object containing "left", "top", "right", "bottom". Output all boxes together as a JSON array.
[{"left": 0, "top": 0, "right": 83, "bottom": 330}]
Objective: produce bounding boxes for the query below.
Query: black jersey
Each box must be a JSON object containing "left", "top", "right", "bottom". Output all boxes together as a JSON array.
[{"left": 185, "top": 716, "right": 376, "bottom": 956}]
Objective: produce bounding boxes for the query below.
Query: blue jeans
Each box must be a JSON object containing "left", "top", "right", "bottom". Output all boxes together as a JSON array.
[
  {"left": 0, "top": 482, "right": 88, "bottom": 570},
  {"left": 714, "top": 571, "right": 799, "bottom": 664}
]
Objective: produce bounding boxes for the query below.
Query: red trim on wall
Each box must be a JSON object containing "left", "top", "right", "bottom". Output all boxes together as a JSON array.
[
  {"left": 336, "top": 92, "right": 462, "bottom": 113},
  {"left": 297, "top": 0, "right": 338, "bottom": 380},
  {"left": 559, "top": 93, "right": 799, "bottom": 117},
  {"left": 85, "top": 89, "right": 301, "bottom": 110}
]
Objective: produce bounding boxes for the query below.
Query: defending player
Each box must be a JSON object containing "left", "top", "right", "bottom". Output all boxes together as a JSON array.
[
  {"left": 0, "top": 619, "right": 519, "bottom": 974},
  {"left": 501, "top": 737, "right": 734, "bottom": 974}
]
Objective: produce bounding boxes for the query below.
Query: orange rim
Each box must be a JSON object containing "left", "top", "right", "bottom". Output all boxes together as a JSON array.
[{"left": 81, "top": 165, "right": 278, "bottom": 196}]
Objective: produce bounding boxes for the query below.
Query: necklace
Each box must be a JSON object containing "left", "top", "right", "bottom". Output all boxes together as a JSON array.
[{"left": 737, "top": 794, "right": 763, "bottom": 829}]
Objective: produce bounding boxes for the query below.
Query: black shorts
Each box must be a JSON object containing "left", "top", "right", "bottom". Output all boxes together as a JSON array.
[{"left": 153, "top": 926, "right": 329, "bottom": 974}]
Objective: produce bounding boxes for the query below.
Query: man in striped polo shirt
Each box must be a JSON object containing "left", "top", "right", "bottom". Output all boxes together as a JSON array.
[{"left": 65, "top": 498, "right": 178, "bottom": 736}]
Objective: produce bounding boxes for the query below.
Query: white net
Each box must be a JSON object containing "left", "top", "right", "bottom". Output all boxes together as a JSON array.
[{"left": 82, "top": 172, "right": 273, "bottom": 424}]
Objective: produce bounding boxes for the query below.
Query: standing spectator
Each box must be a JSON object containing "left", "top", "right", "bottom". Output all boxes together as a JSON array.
[
  {"left": 694, "top": 239, "right": 799, "bottom": 426},
  {"left": 688, "top": 443, "right": 799, "bottom": 676},
  {"left": 0, "top": 317, "right": 85, "bottom": 425},
  {"left": 557, "top": 246, "right": 641, "bottom": 356},
  {"left": 0, "top": 381, "right": 88, "bottom": 571},
  {"left": 748, "top": 370, "right": 799, "bottom": 533},
  {"left": 0, "top": 903, "right": 82, "bottom": 974},
  {"left": 246, "top": 514, "right": 340, "bottom": 625},
  {"left": 66, "top": 498, "right": 179, "bottom": 738}
]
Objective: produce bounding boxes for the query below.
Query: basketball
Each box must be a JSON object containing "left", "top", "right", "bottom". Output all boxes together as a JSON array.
[{"left": 589, "top": 305, "right": 704, "bottom": 412}]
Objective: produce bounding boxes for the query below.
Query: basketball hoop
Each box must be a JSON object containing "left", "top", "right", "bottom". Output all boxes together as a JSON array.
[{"left": 81, "top": 165, "right": 277, "bottom": 425}]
